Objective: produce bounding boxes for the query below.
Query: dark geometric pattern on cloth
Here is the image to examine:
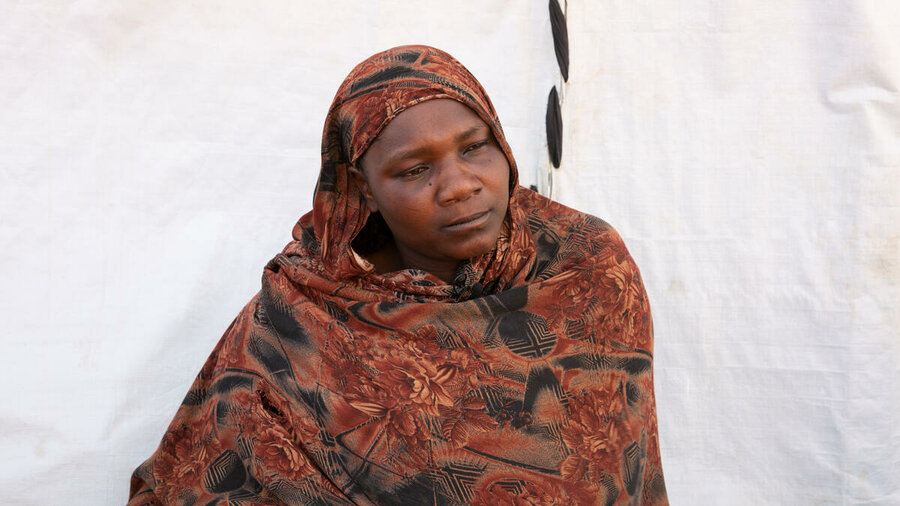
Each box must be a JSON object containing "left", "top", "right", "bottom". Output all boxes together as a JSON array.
[
  {"left": 203, "top": 450, "right": 246, "bottom": 493},
  {"left": 127, "top": 45, "right": 667, "bottom": 505},
  {"left": 497, "top": 311, "right": 556, "bottom": 358},
  {"left": 429, "top": 462, "right": 486, "bottom": 503},
  {"left": 622, "top": 441, "right": 643, "bottom": 495}
]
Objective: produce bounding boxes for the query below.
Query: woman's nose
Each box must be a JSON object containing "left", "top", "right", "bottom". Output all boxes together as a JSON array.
[{"left": 436, "top": 158, "right": 482, "bottom": 205}]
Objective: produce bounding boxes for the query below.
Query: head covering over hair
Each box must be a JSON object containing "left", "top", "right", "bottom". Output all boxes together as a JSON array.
[
  {"left": 297, "top": 45, "right": 532, "bottom": 301},
  {"left": 128, "top": 45, "right": 667, "bottom": 505}
]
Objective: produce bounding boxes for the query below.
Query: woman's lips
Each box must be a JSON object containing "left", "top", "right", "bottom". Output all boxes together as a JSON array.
[{"left": 444, "top": 210, "right": 490, "bottom": 231}]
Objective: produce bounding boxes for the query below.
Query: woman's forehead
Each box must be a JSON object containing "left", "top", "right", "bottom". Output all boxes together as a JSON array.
[{"left": 368, "top": 99, "right": 486, "bottom": 154}]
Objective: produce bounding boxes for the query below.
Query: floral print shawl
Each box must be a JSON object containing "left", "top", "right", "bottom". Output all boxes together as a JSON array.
[{"left": 128, "top": 45, "right": 667, "bottom": 505}]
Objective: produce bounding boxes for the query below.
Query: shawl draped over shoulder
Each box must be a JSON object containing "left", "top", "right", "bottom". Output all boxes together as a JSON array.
[{"left": 128, "top": 45, "right": 667, "bottom": 505}]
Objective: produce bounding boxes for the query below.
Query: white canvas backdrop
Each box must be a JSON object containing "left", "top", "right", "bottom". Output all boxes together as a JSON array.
[
  {"left": 0, "top": 1, "right": 896, "bottom": 504},
  {"left": 558, "top": 2, "right": 899, "bottom": 504}
]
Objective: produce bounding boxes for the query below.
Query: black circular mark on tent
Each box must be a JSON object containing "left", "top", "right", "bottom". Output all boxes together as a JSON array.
[
  {"left": 546, "top": 86, "right": 562, "bottom": 168},
  {"left": 549, "top": 0, "right": 569, "bottom": 81}
]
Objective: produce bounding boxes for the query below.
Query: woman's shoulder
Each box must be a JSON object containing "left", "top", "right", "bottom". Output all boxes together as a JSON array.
[{"left": 514, "top": 186, "right": 629, "bottom": 257}]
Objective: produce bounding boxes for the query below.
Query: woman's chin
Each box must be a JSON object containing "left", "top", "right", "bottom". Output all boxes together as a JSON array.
[{"left": 451, "top": 235, "right": 501, "bottom": 262}]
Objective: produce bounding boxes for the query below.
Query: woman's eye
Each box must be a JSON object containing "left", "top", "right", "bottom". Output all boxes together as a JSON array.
[
  {"left": 400, "top": 165, "right": 427, "bottom": 178},
  {"left": 463, "top": 140, "right": 489, "bottom": 154}
]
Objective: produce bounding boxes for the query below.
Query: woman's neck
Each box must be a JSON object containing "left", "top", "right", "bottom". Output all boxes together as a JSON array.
[{"left": 365, "top": 240, "right": 458, "bottom": 284}]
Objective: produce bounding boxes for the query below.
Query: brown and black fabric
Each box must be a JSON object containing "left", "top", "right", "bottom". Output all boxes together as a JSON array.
[{"left": 128, "top": 45, "right": 667, "bottom": 505}]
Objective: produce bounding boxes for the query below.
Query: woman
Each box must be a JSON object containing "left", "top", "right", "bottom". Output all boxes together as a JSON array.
[{"left": 128, "top": 45, "right": 667, "bottom": 505}]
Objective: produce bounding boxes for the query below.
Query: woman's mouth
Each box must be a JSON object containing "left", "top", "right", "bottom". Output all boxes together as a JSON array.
[{"left": 444, "top": 211, "right": 490, "bottom": 231}]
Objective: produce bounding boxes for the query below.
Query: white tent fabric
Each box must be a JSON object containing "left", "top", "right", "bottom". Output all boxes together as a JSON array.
[
  {"left": 559, "top": 2, "right": 899, "bottom": 504},
  {"left": 0, "top": 1, "right": 896, "bottom": 504}
]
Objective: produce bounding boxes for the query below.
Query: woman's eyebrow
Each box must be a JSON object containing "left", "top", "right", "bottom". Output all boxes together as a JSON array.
[
  {"left": 387, "top": 124, "right": 489, "bottom": 163},
  {"left": 389, "top": 146, "right": 429, "bottom": 163},
  {"left": 454, "top": 124, "right": 488, "bottom": 142}
]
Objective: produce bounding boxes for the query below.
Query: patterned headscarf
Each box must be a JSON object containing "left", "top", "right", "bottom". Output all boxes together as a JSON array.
[{"left": 128, "top": 45, "right": 668, "bottom": 505}]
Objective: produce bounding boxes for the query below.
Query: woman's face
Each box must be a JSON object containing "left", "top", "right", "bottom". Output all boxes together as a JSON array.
[{"left": 353, "top": 99, "right": 510, "bottom": 280}]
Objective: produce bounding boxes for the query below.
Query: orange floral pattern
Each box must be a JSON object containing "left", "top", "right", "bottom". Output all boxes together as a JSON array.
[
  {"left": 559, "top": 381, "right": 633, "bottom": 497},
  {"left": 128, "top": 45, "right": 666, "bottom": 505},
  {"left": 471, "top": 474, "right": 599, "bottom": 505}
]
